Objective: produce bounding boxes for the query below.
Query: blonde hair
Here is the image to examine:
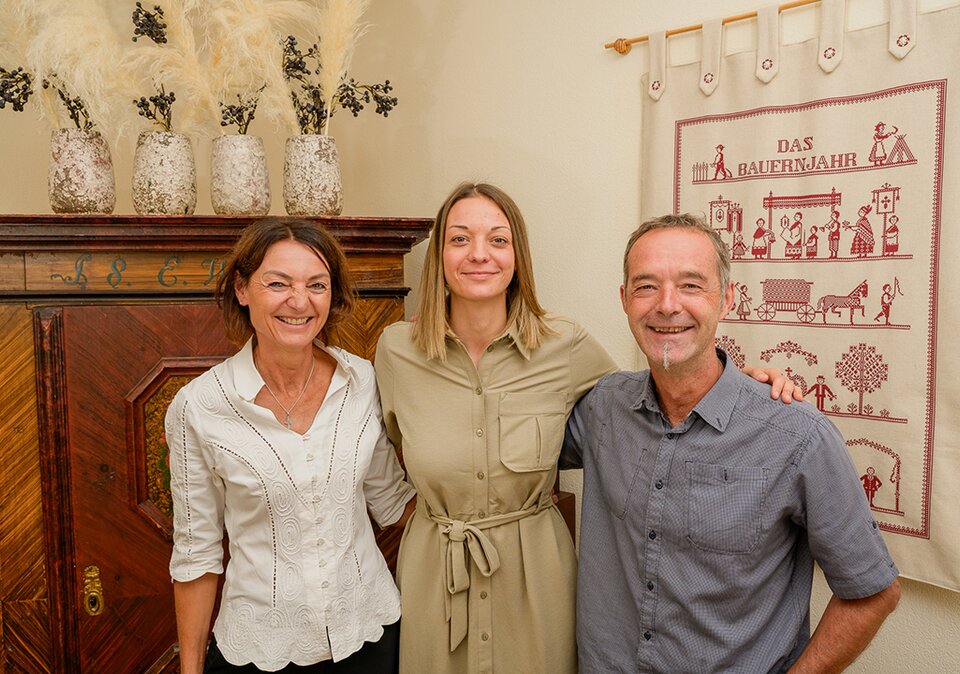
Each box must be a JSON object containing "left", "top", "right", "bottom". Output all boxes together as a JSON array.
[{"left": 412, "top": 182, "right": 554, "bottom": 360}]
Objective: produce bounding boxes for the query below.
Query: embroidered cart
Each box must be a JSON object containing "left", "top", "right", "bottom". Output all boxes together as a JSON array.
[{"left": 755, "top": 278, "right": 816, "bottom": 323}]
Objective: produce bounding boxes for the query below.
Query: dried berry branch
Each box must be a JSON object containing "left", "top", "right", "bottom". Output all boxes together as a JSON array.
[
  {"left": 219, "top": 85, "right": 265, "bottom": 135},
  {"left": 132, "top": 2, "right": 168, "bottom": 44},
  {"left": 42, "top": 76, "right": 93, "bottom": 130},
  {"left": 0, "top": 66, "right": 33, "bottom": 112},
  {"left": 134, "top": 84, "right": 176, "bottom": 131},
  {"left": 282, "top": 35, "right": 397, "bottom": 134}
]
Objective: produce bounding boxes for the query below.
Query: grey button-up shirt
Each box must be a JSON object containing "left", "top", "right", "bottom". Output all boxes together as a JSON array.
[{"left": 561, "top": 350, "right": 898, "bottom": 674}]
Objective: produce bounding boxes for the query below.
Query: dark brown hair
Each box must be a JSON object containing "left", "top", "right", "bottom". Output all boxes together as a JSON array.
[{"left": 215, "top": 218, "right": 355, "bottom": 345}]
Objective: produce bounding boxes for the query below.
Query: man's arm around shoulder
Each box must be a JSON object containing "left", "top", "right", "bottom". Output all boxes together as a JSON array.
[{"left": 788, "top": 578, "right": 900, "bottom": 674}]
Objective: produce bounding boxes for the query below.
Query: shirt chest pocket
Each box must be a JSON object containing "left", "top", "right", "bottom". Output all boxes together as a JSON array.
[
  {"left": 498, "top": 392, "right": 566, "bottom": 472},
  {"left": 685, "top": 462, "right": 766, "bottom": 555}
]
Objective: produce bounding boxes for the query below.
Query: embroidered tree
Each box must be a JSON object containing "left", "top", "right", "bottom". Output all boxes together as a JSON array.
[
  {"left": 835, "top": 343, "right": 888, "bottom": 415},
  {"left": 714, "top": 335, "right": 745, "bottom": 369}
]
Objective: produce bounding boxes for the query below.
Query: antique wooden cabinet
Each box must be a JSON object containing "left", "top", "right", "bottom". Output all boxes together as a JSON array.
[{"left": 0, "top": 215, "right": 430, "bottom": 672}]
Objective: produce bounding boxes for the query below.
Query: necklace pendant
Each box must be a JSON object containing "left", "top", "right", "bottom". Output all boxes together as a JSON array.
[{"left": 284, "top": 415, "right": 292, "bottom": 429}]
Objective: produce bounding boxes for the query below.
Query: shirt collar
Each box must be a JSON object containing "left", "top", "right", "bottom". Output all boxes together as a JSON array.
[
  {"left": 230, "top": 337, "right": 361, "bottom": 402},
  {"left": 443, "top": 318, "right": 532, "bottom": 360},
  {"left": 631, "top": 349, "right": 740, "bottom": 432}
]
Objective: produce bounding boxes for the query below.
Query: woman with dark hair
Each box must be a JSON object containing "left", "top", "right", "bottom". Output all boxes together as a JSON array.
[
  {"left": 166, "top": 219, "right": 416, "bottom": 674},
  {"left": 375, "top": 183, "right": 799, "bottom": 673}
]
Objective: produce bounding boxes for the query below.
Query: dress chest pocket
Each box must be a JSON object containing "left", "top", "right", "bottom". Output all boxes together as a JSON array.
[
  {"left": 497, "top": 392, "right": 566, "bottom": 472},
  {"left": 685, "top": 462, "right": 766, "bottom": 554}
]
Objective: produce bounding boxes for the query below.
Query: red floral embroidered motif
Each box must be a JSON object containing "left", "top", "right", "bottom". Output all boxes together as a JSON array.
[{"left": 823, "top": 47, "right": 837, "bottom": 59}]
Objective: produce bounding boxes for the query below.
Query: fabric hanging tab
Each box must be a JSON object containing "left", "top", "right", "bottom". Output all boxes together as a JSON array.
[
  {"left": 648, "top": 31, "right": 667, "bottom": 100},
  {"left": 818, "top": 0, "right": 846, "bottom": 72},
  {"left": 755, "top": 5, "right": 780, "bottom": 83},
  {"left": 888, "top": 0, "right": 918, "bottom": 59},
  {"left": 700, "top": 18, "right": 723, "bottom": 96}
]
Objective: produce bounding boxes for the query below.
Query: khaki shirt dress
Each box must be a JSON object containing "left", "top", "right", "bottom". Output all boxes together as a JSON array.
[{"left": 375, "top": 316, "right": 616, "bottom": 673}]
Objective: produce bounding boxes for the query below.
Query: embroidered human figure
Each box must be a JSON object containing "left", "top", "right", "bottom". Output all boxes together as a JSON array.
[
  {"left": 805, "top": 226, "right": 819, "bottom": 258},
  {"left": 713, "top": 144, "right": 732, "bottom": 179},
  {"left": 846, "top": 205, "right": 875, "bottom": 258},
  {"left": 826, "top": 210, "right": 842, "bottom": 259},
  {"left": 873, "top": 280, "right": 902, "bottom": 325},
  {"left": 882, "top": 215, "right": 900, "bottom": 256},
  {"left": 731, "top": 232, "right": 747, "bottom": 260},
  {"left": 781, "top": 212, "right": 803, "bottom": 260},
  {"left": 736, "top": 284, "right": 752, "bottom": 320},
  {"left": 860, "top": 466, "right": 882, "bottom": 507},
  {"left": 869, "top": 122, "right": 899, "bottom": 166},
  {"left": 805, "top": 375, "right": 836, "bottom": 412},
  {"left": 752, "top": 218, "right": 774, "bottom": 259}
]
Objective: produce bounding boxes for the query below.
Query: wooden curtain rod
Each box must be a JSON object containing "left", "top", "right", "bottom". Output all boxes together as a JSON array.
[{"left": 605, "top": 0, "right": 820, "bottom": 55}]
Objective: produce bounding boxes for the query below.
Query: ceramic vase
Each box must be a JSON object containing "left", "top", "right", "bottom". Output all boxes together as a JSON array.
[
  {"left": 131, "top": 130, "right": 197, "bottom": 215},
  {"left": 48, "top": 128, "right": 116, "bottom": 214},
  {"left": 283, "top": 134, "right": 343, "bottom": 216},
  {"left": 211, "top": 135, "right": 271, "bottom": 215}
]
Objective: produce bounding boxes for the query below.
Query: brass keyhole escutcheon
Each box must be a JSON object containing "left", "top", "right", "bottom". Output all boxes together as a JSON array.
[{"left": 82, "top": 566, "right": 105, "bottom": 616}]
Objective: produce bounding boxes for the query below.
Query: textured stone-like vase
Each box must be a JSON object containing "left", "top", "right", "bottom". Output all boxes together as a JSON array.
[
  {"left": 211, "top": 135, "right": 271, "bottom": 215},
  {"left": 283, "top": 134, "right": 342, "bottom": 215},
  {"left": 48, "top": 129, "right": 116, "bottom": 214},
  {"left": 132, "top": 130, "right": 197, "bottom": 215}
]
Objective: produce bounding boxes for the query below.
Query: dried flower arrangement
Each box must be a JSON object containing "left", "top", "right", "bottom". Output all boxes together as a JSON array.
[
  {"left": 204, "top": 0, "right": 316, "bottom": 135},
  {"left": 7, "top": 0, "right": 134, "bottom": 134},
  {"left": 282, "top": 0, "right": 397, "bottom": 135},
  {"left": 126, "top": 0, "right": 219, "bottom": 136}
]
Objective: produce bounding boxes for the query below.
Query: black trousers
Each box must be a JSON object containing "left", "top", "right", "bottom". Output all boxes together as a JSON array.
[{"left": 203, "top": 621, "right": 399, "bottom": 674}]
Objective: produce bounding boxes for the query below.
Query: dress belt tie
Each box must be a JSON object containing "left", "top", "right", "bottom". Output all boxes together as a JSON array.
[{"left": 418, "top": 498, "right": 552, "bottom": 652}]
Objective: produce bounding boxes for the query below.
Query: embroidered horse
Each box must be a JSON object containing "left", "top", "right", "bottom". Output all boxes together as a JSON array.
[{"left": 817, "top": 280, "right": 868, "bottom": 324}]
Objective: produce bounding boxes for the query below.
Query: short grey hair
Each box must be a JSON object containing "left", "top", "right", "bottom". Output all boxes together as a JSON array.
[{"left": 622, "top": 213, "right": 731, "bottom": 291}]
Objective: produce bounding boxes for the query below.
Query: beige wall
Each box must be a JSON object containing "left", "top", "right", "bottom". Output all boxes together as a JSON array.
[{"left": 2, "top": 0, "right": 958, "bottom": 670}]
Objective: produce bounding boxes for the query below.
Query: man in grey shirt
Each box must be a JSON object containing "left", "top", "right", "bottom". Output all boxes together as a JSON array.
[{"left": 561, "top": 214, "right": 900, "bottom": 673}]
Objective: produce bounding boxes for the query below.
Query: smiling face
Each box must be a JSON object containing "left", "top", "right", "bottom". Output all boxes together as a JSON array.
[
  {"left": 442, "top": 195, "right": 516, "bottom": 307},
  {"left": 234, "top": 238, "right": 332, "bottom": 355},
  {"left": 621, "top": 227, "right": 734, "bottom": 375}
]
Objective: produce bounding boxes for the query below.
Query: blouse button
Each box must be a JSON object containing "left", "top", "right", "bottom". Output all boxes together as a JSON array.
[
  {"left": 475, "top": 386, "right": 483, "bottom": 395},
  {"left": 319, "top": 559, "right": 327, "bottom": 567},
  {"left": 480, "top": 591, "right": 488, "bottom": 599},
  {"left": 475, "top": 428, "right": 484, "bottom": 437},
  {"left": 476, "top": 471, "right": 485, "bottom": 480},
  {"left": 481, "top": 632, "right": 490, "bottom": 641},
  {"left": 306, "top": 453, "right": 314, "bottom": 462},
  {"left": 321, "top": 581, "right": 329, "bottom": 589},
  {"left": 478, "top": 511, "right": 486, "bottom": 518}
]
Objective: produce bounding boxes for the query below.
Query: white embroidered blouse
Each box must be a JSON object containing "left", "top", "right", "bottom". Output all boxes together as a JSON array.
[{"left": 166, "top": 339, "right": 415, "bottom": 668}]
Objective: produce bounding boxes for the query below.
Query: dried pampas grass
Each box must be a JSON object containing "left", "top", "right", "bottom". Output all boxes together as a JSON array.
[
  {"left": 16, "top": 0, "right": 135, "bottom": 137},
  {"left": 205, "top": 0, "right": 319, "bottom": 135},
  {"left": 315, "top": 0, "right": 370, "bottom": 135},
  {"left": 125, "top": 0, "right": 219, "bottom": 137}
]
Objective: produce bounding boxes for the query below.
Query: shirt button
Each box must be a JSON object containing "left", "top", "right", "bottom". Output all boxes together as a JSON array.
[
  {"left": 644, "top": 631, "right": 652, "bottom": 641},
  {"left": 321, "top": 581, "right": 329, "bottom": 589},
  {"left": 648, "top": 530, "right": 657, "bottom": 540},
  {"left": 475, "top": 386, "right": 483, "bottom": 395},
  {"left": 666, "top": 433, "right": 675, "bottom": 440},
  {"left": 476, "top": 428, "right": 484, "bottom": 437},
  {"left": 655, "top": 479, "right": 664, "bottom": 490},
  {"left": 319, "top": 559, "right": 327, "bottom": 567},
  {"left": 477, "top": 471, "right": 485, "bottom": 480},
  {"left": 306, "top": 453, "right": 314, "bottom": 461},
  {"left": 480, "top": 591, "right": 488, "bottom": 599},
  {"left": 481, "top": 632, "right": 490, "bottom": 641},
  {"left": 318, "top": 538, "right": 325, "bottom": 545},
  {"left": 478, "top": 511, "right": 486, "bottom": 518},
  {"left": 316, "top": 516, "right": 323, "bottom": 524},
  {"left": 647, "top": 581, "right": 654, "bottom": 591}
]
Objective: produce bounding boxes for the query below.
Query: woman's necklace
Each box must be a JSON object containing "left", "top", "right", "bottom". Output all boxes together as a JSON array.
[{"left": 259, "top": 355, "right": 317, "bottom": 429}]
